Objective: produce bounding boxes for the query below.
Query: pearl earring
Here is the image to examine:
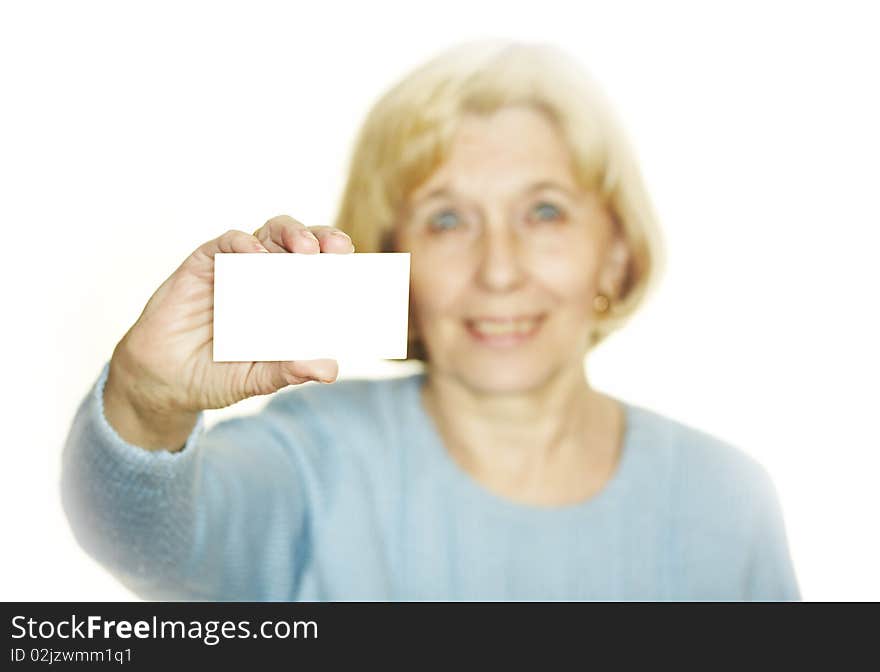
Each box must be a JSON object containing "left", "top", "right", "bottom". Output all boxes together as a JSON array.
[{"left": 593, "top": 293, "right": 611, "bottom": 313}]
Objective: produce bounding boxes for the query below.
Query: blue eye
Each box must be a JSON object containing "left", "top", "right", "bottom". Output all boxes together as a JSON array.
[
  {"left": 430, "top": 209, "right": 461, "bottom": 231},
  {"left": 532, "top": 202, "right": 562, "bottom": 221}
]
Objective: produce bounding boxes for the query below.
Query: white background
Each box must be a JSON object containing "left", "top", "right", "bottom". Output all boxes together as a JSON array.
[{"left": 1, "top": 0, "right": 877, "bottom": 601}]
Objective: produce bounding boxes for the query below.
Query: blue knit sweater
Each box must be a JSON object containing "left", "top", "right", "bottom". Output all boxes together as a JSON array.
[{"left": 60, "top": 363, "right": 800, "bottom": 601}]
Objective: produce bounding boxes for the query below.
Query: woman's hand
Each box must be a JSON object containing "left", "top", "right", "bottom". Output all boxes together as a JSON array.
[{"left": 103, "top": 215, "right": 355, "bottom": 451}]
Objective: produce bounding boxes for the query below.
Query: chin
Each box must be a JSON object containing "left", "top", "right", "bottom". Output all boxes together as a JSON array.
[
  {"left": 452, "top": 356, "right": 561, "bottom": 395},
  {"left": 422, "top": 318, "right": 586, "bottom": 392}
]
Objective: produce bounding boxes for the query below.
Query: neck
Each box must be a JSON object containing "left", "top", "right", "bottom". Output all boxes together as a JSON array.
[{"left": 421, "top": 363, "right": 616, "bottom": 496}]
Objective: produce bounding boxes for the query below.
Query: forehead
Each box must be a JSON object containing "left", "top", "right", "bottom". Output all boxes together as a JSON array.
[{"left": 410, "top": 106, "right": 579, "bottom": 200}]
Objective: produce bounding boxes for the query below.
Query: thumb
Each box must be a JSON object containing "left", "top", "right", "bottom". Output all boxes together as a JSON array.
[{"left": 245, "top": 359, "right": 339, "bottom": 396}]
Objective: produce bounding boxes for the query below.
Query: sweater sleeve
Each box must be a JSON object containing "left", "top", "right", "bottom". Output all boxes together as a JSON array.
[{"left": 60, "top": 363, "right": 313, "bottom": 601}]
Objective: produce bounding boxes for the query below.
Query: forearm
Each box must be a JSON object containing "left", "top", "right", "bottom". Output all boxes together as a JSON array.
[
  {"left": 60, "top": 364, "right": 207, "bottom": 598},
  {"left": 61, "top": 364, "right": 312, "bottom": 600}
]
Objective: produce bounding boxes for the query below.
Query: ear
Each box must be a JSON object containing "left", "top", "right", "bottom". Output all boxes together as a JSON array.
[{"left": 597, "top": 233, "right": 630, "bottom": 302}]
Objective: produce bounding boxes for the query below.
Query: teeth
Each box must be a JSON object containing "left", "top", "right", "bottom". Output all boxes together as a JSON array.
[{"left": 470, "top": 317, "right": 540, "bottom": 336}]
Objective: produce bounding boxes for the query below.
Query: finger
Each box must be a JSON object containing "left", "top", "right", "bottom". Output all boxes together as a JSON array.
[
  {"left": 282, "top": 359, "right": 339, "bottom": 383},
  {"left": 253, "top": 216, "right": 291, "bottom": 252},
  {"left": 215, "top": 229, "right": 270, "bottom": 255},
  {"left": 247, "top": 359, "right": 340, "bottom": 394},
  {"left": 254, "top": 234, "right": 287, "bottom": 253},
  {"left": 193, "top": 229, "right": 269, "bottom": 263},
  {"left": 306, "top": 226, "right": 355, "bottom": 254},
  {"left": 255, "top": 214, "right": 320, "bottom": 254}
]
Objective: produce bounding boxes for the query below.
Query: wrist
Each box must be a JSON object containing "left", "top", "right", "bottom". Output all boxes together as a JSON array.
[{"left": 104, "top": 341, "right": 198, "bottom": 452}]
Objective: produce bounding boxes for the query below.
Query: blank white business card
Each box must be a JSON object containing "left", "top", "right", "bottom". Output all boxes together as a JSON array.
[{"left": 213, "top": 252, "right": 411, "bottom": 361}]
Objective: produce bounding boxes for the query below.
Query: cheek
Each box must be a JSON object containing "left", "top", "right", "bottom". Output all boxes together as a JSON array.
[
  {"left": 532, "top": 247, "right": 599, "bottom": 307},
  {"left": 409, "top": 259, "right": 469, "bottom": 318}
]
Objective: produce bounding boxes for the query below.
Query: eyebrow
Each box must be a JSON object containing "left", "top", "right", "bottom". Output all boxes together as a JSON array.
[
  {"left": 411, "top": 180, "right": 578, "bottom": 206},
  {"left": 523, "top": 180, "right": 578, "bottom": 198}
]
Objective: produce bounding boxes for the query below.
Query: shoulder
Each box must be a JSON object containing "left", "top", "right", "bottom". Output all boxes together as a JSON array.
[
  {"left": 623, "top": 402, "right": 798, "bottom": 599},
  {"left": 624, "top": 402, "right": 777, "bottom": 522}
]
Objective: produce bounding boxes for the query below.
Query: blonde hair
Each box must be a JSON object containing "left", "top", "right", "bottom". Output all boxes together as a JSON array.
[{"left": 333, "top": 40, "right": 665, "bottom": 360}]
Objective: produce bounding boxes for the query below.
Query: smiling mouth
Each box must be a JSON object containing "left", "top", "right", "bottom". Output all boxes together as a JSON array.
[{"left": 464, "top": 314, "right": 546, "bottom": 345}]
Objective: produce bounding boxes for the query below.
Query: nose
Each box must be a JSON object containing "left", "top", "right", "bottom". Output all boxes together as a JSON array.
[{"left": 474, "top": 223, "right": 527, "bottom": 292}]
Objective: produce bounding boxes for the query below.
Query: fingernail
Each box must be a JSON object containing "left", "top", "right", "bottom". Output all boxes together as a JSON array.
[{"left": 299, "top": 230, "right": 319, "bottom": 243}]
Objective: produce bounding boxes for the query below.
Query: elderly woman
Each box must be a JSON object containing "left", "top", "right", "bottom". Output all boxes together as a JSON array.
[{"left": 61, "top": 41, "right": 800, "bottom": 600}]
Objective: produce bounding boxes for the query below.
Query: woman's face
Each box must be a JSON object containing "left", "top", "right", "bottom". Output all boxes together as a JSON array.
[{"left": 395, "top": 105, "right": 627, "bottom": 393}]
